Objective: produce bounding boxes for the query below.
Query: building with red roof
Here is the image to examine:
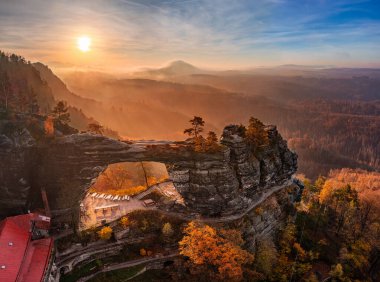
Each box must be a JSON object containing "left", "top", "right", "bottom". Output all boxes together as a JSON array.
[{"left": 0, "top": 213, "right": 54, "bottom": 282}]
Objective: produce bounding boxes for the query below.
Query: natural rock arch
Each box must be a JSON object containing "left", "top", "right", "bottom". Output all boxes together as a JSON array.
[
  {"left": 38, "top": 125, "right": 296, "bottom": 218},
  {"left": 0, "top": 124, "right": 296, "bottom": 219},
  {"left": 40, "top": 135, "right": 239, "bottom": 216}
]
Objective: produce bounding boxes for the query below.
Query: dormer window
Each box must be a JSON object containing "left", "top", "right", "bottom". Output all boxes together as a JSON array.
[
  {"left": 1, "top": 265, "right": 6, "bottom": 269},
  {"left": 8, "top": 242, "right": 13, "bottom": 246}
]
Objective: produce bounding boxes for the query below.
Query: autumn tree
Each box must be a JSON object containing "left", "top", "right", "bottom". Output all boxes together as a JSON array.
[
  {"left": 205, "top": 131, "right": 221, "bottom": 152},
  {"left": 44, "top": 116, "right": 55, "bottom": 136},
  {"left": 339, "top": 239, "right": 371, "bottom": 278},
  {"left": 97, "top": 226, "right": 113, "bottom": 240},
  {"left": 271, "top": 220, "right": 313, "bottom": 281},
  {"left": 193, "top": 135, "right": 206, "bottom": 152},
  {"left": 140, "top": 248, "right": 147, "bottom": 256},
  {"left": 120, "top": 216, "right": 130, "bottom": 229},
  {"left": 179, "top": 221, "right": 254, "bottom": 281},
  {"left": 245, "top": 117, "right": 268, "bottom": 152},
  {"left": 87, "top": 122, "right": 104, "bottom": 135},
  {"left": 92, "top": 163, "right": 132, "bottom": 192},
  {"left": 51, "top": 100, "right": 70, "bottom": 124},
  {"left": 329, "top": 263, "right": 344, "bottom": 281},
  {"left": 162, "top": 222, "right": 174, "bottom": 238},
  {"left": 254, "top": 238, "right": 278, "bottom": 277}
]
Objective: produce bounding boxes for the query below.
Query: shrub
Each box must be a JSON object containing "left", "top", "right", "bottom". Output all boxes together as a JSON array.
[
  {"left": 97, "top": 226, "right": 113, "bottom": 240},
  {"left": 120, "top": 216, "right": 130, "bottom": 229}
]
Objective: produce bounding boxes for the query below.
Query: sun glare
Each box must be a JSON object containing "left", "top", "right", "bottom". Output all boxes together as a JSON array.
[{"left": 77, "top": 36, "right": 91, "bottom": 52}]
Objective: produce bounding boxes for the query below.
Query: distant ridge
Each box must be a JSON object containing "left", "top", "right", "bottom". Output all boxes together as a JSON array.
[{"left": 133, "top": 60, "right": 205, "bottom": 78}]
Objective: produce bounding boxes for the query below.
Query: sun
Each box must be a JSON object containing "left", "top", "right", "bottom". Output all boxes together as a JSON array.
[{"left": 77, "top": 36, "right": 91, "bottom": 52}]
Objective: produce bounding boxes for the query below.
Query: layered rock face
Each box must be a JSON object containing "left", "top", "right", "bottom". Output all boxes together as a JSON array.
[
  {"left": 0, "top": 123, "right": 297, "bottom": 218},
  {"left": 221, "top": 125, "right": 297, "bottom": 196},
  {"left": 238, "top": 183, "right": 301, "bottom": 252},
  {"left": 0, "top": 130, "right": 36, "bottom": 217}
]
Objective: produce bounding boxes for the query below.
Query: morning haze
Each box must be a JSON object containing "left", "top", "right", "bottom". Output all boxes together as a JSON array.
[{"left": 0, "top": 1, "right": 379, "bottom": 281}]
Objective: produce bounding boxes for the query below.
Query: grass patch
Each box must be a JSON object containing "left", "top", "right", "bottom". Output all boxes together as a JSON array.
[
  {"left": 128, "top": 269, "right": 171, "bottom": 281},
  {"left": 60, "top": 260, "right": 101, "bottom": 282},
  {"left": 88, "top": 265, "right": 144, "bottom": 282}
]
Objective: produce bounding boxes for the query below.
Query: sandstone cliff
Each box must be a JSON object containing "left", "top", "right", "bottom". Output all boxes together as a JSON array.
[{"left": 0, "top": 122, "right": 297, "bottom": 218}]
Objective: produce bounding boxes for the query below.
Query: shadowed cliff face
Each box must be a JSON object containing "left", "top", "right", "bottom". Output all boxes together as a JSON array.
[
  {"left": 0, "top": 130, "right": 36, "bottom": 217},
  {"left": 0, "top": 125, "right": 297, "bottom": 217}
]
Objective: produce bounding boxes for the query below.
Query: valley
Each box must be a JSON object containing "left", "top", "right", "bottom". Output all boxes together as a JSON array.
[{"left": 0, "top": 52, "right": 379, "bottom": 282}]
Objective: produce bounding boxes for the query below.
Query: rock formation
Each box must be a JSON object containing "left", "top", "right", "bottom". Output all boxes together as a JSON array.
[
  {"left": 0, "top": 129, "right": 37, "bottom": 217},
  {"left": 0, "top": 123, "right": 297, "bottom": 218}
]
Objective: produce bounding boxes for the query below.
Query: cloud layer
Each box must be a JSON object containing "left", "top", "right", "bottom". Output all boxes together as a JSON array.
[{"left": 0, "top": 0, "right": 379, "bottom": 70}]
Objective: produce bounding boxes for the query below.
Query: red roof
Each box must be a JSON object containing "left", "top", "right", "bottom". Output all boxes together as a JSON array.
[{"left": 0, "top": 214, "right": 53, "bottom": 282}]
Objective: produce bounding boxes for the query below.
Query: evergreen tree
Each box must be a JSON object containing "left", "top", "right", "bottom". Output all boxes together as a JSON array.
[
  {"left": 52, "top": 100, "right": 70, "bottom": 124},
  {"left": 184, "top": 116, "right": 205, "bottom": 139},
  {"left": 245, "top": 117, "right": 268, "bottom": 152},
  {"left": 88, "top": 123, "right": 104, "bottom": 135},
  {"left": 0, "top": 71, "right": 12, "bottom": 110},
  {"left": 205, "top": 131, "right": 219, "bottom": 151}
]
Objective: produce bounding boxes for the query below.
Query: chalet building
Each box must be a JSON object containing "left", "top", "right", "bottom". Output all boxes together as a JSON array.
[{"left": 0, "top": 213, "right": 54, "bottom": 282}]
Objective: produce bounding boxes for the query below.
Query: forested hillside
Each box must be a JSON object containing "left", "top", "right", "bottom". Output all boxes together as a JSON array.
[
  {"left": 64, "top": 71, "right": 380, "bottom": 179},
  {"left": 0, "top": 51, "right": 118, "bottom": 138}
]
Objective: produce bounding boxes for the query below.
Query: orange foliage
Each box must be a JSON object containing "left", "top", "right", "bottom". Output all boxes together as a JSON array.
[
  {"left": 97, "top": 226, "right": 113, "bottom": 240},
  {"left": 179, "top": 221, "right": 254, "bottom": 281},
  {"left": 320, "top": 168, "right": 380, "bottom": 205},
  {"left": 89, "top": 185, "right": 147, "bottom": 196},
  {"left": 44, "top": 116, "right": 54, "bottom": 136},
  {"left": 120, "top": 216, "right": 129, "bottom": 228},
  {"left": 89, "top": 162, "right": 169, "bottom": 196},
  {"left": 140, "top": 248, "right": 147, "bottom": 256}
]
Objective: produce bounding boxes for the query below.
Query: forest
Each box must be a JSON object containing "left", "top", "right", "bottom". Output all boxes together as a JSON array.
[{"left": 1, "top": 51, "right": 379, "bottom": 281}]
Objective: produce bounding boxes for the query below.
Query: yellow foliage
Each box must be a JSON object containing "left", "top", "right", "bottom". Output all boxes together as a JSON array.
[
  {"left": 179, "top": 221, "right": 254, "bottom": 281},
  {"left": 97, "top": 226, "right": 113, "bottom": 240},
  {"left": 255, "top": 207, "right": 264, "bottom": 215},
  {"left": 120, "top": 216, "right": 129, "bottom": 228},
  {"left": 162, "top": 222, "right": 174, "bottom": 237},
  {"left": 140, "top": 248, "right": 147, "bottom": 256},
  {"left": 319, "top": 181, "right": 334, "bottom": 203},
  {"left": 293, "top": 242, "right": 307, "bottom": 260}
]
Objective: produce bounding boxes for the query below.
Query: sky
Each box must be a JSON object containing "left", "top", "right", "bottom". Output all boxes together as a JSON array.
[{"left": 0, "top": 0, "right": 380, "bottom": 72}]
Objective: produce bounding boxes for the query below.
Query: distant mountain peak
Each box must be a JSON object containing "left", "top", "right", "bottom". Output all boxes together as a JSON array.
[
  {"left": 165, "top": 60, "right": 200, "bottom": 73},
  {"left": 131, "top": 60, "right": 206, "bottom": 78},
  {"left": 168, "top": 60, "right": 195, "bottom": 67}
]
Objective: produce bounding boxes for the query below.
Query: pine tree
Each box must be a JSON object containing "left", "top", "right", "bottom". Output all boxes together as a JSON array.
[
  {"left": 88, "top": 123, "right": 104, "bottom": 135},
  {"left": 52, "top": 100, "right": 70, "bottom": 124},
  {"left": 184, "top": 116, "right": 205, "bottom": 139},
  {"left": 245, "top": 117, "right": 268, "bottom": 152},
  {"left": 205, "top": 131, "right": 220, "bottom": 152},
  {"left": 0, "top": 71, "right": 12, "bottom": 110}
]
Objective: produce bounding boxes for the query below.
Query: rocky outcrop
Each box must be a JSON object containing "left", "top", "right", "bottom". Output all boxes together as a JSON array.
[
  {"left": 0, "top": 123, "right": 297, "bottom": 218},
  {"left": 0, "top": 130, "right": 36, "bottom": 217},
  {"left": 221, "top": 125, "right": 297, "bottom": 196},
  {"left": 237, "top": 183, "right": 301, "bottom": 252}
]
